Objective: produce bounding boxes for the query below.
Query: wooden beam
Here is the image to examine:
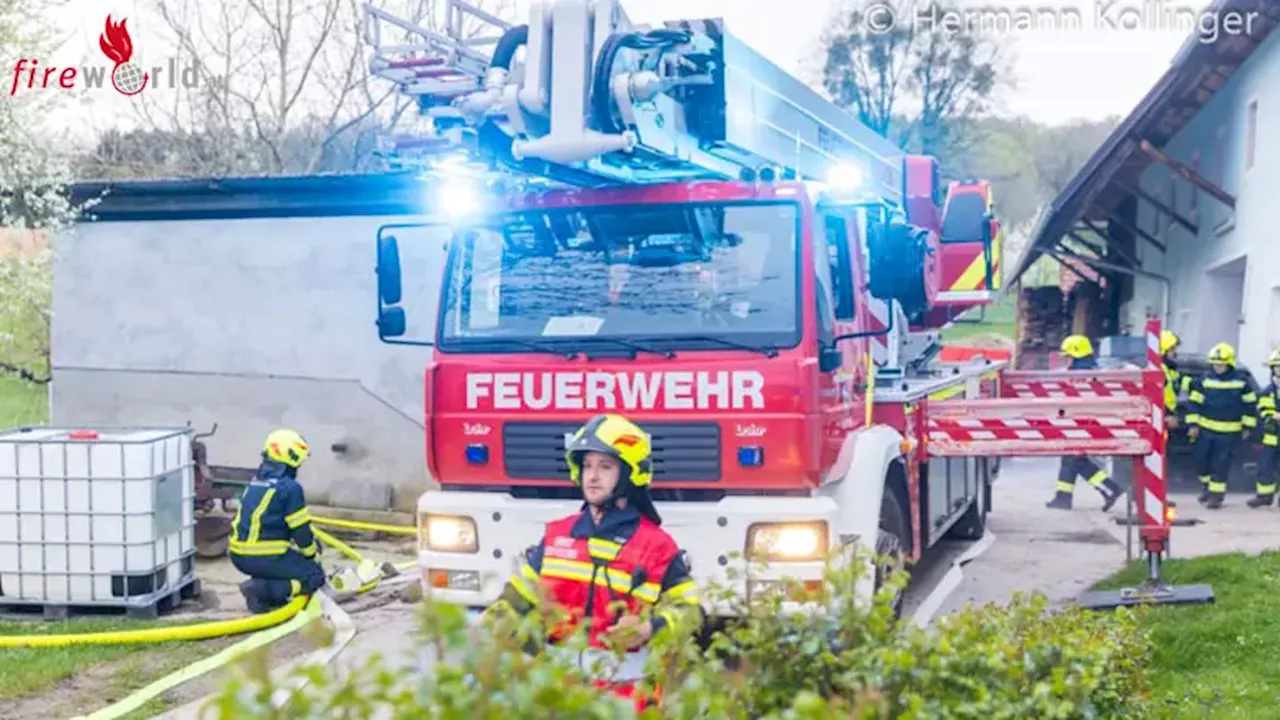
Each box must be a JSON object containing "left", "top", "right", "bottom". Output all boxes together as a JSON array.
[
  {"left": 1137, "top": 138, "right": 1237, "bottom": 209},
  {"left": 1091, "top": 203, "right": 1167, "bottom": 254},
  {"left": 1112, "top": 178, "right": 1199, "bottom": 236},
  {"left": 1076, "top": 216, "right": 1144, "bottom": 266},
  {"left": 1066, "top": 230, "right": 1123, "bottom": 264}
]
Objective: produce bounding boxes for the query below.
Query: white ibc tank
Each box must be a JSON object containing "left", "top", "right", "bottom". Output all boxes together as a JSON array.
[{"left": 0, "top": 426, "right": 195, "bottom": 606}]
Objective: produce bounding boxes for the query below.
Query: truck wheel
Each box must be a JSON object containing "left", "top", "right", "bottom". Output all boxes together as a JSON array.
[
  {"left": 946, "top": 460, "right": 989, "bottom": 541},
  {"left": 876, "top": 489, "right": 909, "bottom": 619}
]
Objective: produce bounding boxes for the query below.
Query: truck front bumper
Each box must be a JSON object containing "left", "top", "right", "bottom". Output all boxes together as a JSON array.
[{"left": 414, "top": 490, "right": 852, "bottom": 616}]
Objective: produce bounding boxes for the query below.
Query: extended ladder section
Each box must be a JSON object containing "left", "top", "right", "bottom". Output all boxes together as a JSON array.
[{"left": 363, "top": 0, "right": 904, "bottom": 200}]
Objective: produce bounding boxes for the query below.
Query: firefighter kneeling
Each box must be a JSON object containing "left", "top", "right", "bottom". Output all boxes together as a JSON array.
[
  {"left": 1186, "top": 343, "right": 1258, "bottom": 509},
  {"left": 230, "top": 429, "right": 326, "bottom": 613},
  {"left": 486, "top": 414, "right": 705, "bottom": 709}
]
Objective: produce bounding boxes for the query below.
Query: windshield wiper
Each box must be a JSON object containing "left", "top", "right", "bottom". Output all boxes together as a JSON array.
[
  {"left": 585, "top": 338, "right": 676, "bottom": 359},
  {"left": 497, "top": 339, "right": 580, "bottom": 359},
  {"left": 680, "top": 335, "right": 779, "bottom": 358}
]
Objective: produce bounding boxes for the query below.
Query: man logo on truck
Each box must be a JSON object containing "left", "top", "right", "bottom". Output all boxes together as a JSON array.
[{"left": 464, "top": 370, "right": 766, "bottom": 411}]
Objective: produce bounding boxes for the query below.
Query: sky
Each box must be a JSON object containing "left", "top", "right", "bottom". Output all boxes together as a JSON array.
[{"left": 34, "top": 0, "right": 1201, "bottom": 139}]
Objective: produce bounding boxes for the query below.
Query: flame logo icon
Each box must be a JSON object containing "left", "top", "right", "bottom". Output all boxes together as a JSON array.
[{"left": 98, "top": 15, "right": 149, "bottom": 96}]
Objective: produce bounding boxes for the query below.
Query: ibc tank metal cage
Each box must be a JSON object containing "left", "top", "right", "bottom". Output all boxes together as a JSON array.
[{"left": 0, "top": 425, "right": 198, "bottom": 617}]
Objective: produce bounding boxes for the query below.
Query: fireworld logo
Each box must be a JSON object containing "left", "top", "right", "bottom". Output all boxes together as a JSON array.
[{"left": 9, "top": 15, "right": 210, "bottom": 96}]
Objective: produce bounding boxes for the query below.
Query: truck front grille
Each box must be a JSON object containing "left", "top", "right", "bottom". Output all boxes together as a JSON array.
[{"left": 502, "top": 421, "right": 722, "bottom": 482}]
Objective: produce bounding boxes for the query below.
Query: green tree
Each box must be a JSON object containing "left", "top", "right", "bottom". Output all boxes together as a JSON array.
[{"left": 821, "top": 0, "right": 1010, "bottom": 167}]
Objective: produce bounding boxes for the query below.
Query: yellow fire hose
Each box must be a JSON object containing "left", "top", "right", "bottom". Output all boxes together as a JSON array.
[
  {"left": 0, "top": 517, "right": 419, "bottom": 648},
  {"left": 312, "top": 515, "right": 418, "bottom": 536},
  {"left": 0, "top": 595, "right": 312, "bottom": 649}
]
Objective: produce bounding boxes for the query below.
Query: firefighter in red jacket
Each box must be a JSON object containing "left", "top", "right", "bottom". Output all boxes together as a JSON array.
[{"left": 487, "top": 414, "right": 704, "bottom": 701}]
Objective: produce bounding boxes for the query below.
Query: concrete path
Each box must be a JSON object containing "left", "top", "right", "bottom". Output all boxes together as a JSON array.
[{"left": 934, "top": 456, "right": 1280, "bottom": 618}]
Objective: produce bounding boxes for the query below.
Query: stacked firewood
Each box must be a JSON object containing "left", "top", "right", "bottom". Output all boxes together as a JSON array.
[{"left": 1016, "top": 287, "right": 1069, "bottom": 369}]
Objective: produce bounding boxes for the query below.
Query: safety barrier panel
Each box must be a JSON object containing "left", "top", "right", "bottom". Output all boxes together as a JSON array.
[{"left": 925, "top": 319, "right": 1211, "bottom": 609}]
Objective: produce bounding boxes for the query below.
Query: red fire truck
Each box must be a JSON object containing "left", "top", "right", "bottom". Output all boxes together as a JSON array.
[{"left": 362, "top": 0, "right": 1178, "bottom": 614}]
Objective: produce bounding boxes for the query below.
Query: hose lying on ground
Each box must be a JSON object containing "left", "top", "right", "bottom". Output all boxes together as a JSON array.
[
  {"left": 75, "top": 592, "right": 340, "bottom": 720},
  {"left": 0, "top": 595, "right": 313, "bottom": 649},
  {"left": 0, "top": 519, "right": 418, "bottom": 648},
  {"left": 312, "top": 515, "right": 418, "bottom": 536}
]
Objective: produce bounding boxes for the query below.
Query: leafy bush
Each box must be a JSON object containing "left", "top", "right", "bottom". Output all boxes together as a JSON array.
[{"left": 205, "top": 547, "right": 1152, "bottom": 719}]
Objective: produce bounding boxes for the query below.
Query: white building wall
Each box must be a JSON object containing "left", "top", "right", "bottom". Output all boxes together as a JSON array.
[{"left": 1130, "top": 28, "right": 1280, "bottom": 381}]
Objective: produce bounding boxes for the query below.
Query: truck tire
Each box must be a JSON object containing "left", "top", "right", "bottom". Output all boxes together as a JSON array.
[
  {"left": 877, "top": 489, "right": 909, "bottom": 619},
  {"left": 946, "top": 459, "right": 989, "bottom": 541}
]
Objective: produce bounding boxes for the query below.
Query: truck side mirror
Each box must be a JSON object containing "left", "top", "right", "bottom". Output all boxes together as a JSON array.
[
  {"left": 378, "top": 306, "right": 407, "bottom": 338},
  {"left": 819, "top": 343, "right": 842, "bottom": 373},
  {"left": 377, "top": 234, "right": 403, "bottom": 305}
]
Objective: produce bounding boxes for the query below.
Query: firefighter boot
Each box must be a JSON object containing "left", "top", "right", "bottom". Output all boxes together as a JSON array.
[
  {"left": 1045, "top": 492, "right": 1073, "bottom": 510},
  {"left": 1204, "top": 489, "right": 1226, "bottom": 510},
  {"left": 239, "top": 579, "right": 270, "bottom": 614},
  {"left": 1246, "top": 493, "right": 1275, "bottom": 508},
  {"left": 1100, "top": 478, "right": 1124, "bottom": 512}
]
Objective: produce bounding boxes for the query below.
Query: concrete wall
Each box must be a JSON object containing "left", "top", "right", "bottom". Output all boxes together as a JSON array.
[
  {"left": 50, "top": 214, "right": 450, "bottom": 512},
  {"left": 1131, "top": 27, "right": 1280, "bottom": 380}
]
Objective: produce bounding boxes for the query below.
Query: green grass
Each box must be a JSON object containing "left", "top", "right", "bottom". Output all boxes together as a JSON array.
[
  {"left": 939, "top": 293, "right": 1017, "bottom": 344},
  {"left": 1093, "top": 552, "right": 1280, "bottom": 718},
  {"left": 0, "top": 375, "right": 47, "bottom": 427},
  {"left": 0, "top": 615, "right": 242, "bottom": 716}
]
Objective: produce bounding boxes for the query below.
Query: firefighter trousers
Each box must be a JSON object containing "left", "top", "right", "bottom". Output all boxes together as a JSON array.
[
  {"left": 1257, "top": 446, "right": 1277, "bottom": 496},
  {"left": 1194, "top": 430, "right": 1240, "bottom": 495},
  {"left": 1056, "top": 456, "right": 1112, "bottom": 496},
  {"left": 230, "top": 550, "right": 326, "bottom": 608}
]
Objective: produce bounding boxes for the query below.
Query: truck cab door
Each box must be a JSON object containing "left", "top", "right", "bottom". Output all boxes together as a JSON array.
[
  {"left": 813, "top": 212, "right": 860, "bottom": 467},
  {"left": 935, "top": 180, "right": 1001, "bottom": 309}
]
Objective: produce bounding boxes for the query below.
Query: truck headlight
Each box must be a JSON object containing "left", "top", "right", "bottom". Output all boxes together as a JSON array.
[
  {"left": 746, "top": 521, "right": 828, "bottom": 562},
  {"left": 420, "top": 513, "right": 478, "bottom": 554}
]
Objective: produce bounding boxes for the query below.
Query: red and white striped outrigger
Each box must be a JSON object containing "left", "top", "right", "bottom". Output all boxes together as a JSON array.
[{"left": 925, "top": 318, "right": 1213, "bottom": 608}]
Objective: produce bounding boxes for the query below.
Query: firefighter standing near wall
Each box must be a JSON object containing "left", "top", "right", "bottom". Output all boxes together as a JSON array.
[
  {"left": 1186, "top": 342, "right": 1258, "bottom": 509},
  {"left": 1046, "top": 335, "right": 1126, "bottom": 511},
  {"left": 229, "top": 429, "right": 327, "bottom": 613},
  {"left": 1247, "top": 350, "right": 1280, "bottom": 508},
  {"left": 486, "top": 413, "right": 704, "bottom": 709}
]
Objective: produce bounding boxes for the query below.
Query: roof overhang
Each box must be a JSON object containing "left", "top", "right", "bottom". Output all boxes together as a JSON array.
[{"left": 1009, "top": 0, "right": 1280, "bottom": 285}]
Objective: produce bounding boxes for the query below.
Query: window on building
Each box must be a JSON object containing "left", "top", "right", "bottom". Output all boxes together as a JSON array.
[{"left": 1246, "top": 99, "right": 1258, "bottom": 171}]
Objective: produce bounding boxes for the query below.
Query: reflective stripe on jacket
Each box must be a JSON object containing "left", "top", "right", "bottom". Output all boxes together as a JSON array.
[
  {"left": 229, "top": 460, "right": 318, "bottom": 558},
  {"left": 1186, "top": 368, "right": 1258, "bottom": 433},
  {"left": 1260, "top": 383, "right": 1279, "bottom": 446},
  {"left": 492, "top": 505, "right": 703, "bottom": 648}
]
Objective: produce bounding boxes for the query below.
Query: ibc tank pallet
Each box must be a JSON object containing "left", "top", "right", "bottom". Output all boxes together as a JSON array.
[{"left": 0, "top": 572, "right": 202, "bottom": 621}]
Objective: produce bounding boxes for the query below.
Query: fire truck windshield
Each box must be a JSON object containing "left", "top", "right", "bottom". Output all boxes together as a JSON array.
[{"left": 437, "top": 202, "right": 800, "bottom": 353}]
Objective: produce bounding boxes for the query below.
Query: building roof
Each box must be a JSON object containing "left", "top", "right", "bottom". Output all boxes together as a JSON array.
[
  {"left": 69, "top": 172, "right": 433, "bottom": 222},
  {"left": 1008, "top": 0, "right": 1280, "bottom": 283}
]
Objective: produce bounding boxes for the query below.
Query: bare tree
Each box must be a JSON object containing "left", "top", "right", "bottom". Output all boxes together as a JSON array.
[
  {"left": 821, "top": 0, "right": 1011, "bottom": 167},
  {"left": 85, "top": 0, "right": 513, "bottom": 177}
]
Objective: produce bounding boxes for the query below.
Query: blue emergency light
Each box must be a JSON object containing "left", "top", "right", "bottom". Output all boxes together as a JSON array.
[
  {"left": 465, "top": 443, "right": 489, "bottom": 465},
  {"left": 737, "top": 446, "right": 764, "bottom": 467}
]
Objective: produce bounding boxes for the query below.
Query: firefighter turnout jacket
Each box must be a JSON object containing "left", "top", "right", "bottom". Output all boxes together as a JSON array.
[
  {"left": 492, "top": 505, "right": 703, "bottom": 648},
  {"left": 1186, "top": 369, "right": 1258, "bottom": 434},
  {"left": 1163, "top": 359, "right": 1191, "bottom": 414},
  {"left": 1260, "top": 383, "right": 1280, "bottom": 447},
  {"left": 229, "top": 460, "right": 319, "bottom": 558}
]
